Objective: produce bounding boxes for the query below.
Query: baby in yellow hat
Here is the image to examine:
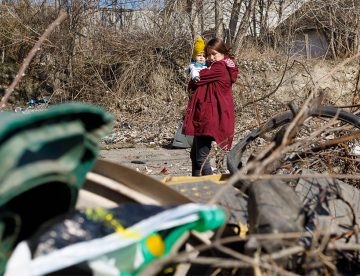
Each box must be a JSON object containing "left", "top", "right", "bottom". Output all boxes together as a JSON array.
[{"left": 187, "top": 37, "right": 207, "bottom": 82}]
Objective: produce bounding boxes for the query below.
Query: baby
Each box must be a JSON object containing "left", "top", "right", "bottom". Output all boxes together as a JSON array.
[{"left": 187, "top": 37, "right": 207, "bottom": 82}]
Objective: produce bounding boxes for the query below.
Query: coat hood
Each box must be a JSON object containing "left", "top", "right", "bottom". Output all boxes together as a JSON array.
[{"left": 223, "top": 58, "right": 238, "bottom": 83}]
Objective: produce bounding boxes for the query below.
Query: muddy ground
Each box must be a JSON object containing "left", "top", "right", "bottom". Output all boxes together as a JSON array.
[{"left": 99, "top": 145, "right": 194, "bottom": 179}]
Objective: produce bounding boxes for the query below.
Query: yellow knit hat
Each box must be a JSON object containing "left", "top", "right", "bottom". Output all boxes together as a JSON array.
[{"left": 192, "top": 37, "right": 206, "bottom": 60}]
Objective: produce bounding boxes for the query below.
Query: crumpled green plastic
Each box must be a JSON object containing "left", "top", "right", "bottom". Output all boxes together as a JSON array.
[{"left": 0, "top": 103, "right": 113, "bottom": 274}]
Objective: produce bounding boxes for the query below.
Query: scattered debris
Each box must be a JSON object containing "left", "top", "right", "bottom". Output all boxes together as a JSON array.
[
  {"left": 350, "top": 144, "right": 360, "bottom": 155},
  {"left": 160, "top": 167, "right": 169, "bottom": 174},
  {"left": 120, "top": 122, "right": 131, "bottom": 129},
  {"left": 130, "top": 160, "right": 146, "bottom": 164},
  {"left": 27, "top": 96, "right": 48, "bottom": 106},
  {"left": 143, "top": 166, "right": 152, "bottom": 174},
  {"left": 2, "top": 101, "right": 360, "bottom": 275},
  {"left": 225, "top": 104, "right": 360, "bottom": 274}
]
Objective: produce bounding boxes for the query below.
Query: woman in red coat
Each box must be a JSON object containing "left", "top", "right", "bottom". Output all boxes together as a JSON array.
[{"left": 182, "top": 38, "right": 239, "bottom": 176}]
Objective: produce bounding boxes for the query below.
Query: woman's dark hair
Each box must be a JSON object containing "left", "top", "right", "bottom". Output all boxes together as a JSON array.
[{"left": 205, "top": 38, "right": 235, "bottom": 59}]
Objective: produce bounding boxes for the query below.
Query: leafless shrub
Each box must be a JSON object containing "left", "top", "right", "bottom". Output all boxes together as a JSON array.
[{"left": 0, "top": 0, "right": 193, "bottom": 112}]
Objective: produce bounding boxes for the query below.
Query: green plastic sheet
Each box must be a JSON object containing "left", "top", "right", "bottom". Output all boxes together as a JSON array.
[{"left": 0, "top": 103, "right": 113, "bottom": 273}]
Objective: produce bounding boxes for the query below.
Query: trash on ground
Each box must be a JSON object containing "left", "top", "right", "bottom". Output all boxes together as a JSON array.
[{"left": 2, "top": 103, "right": 360, "bottom": 275}]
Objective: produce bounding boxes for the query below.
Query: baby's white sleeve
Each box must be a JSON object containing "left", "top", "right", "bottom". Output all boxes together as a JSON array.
[{"left": 189, "top": 64, "right": 201, "bottom": 80}]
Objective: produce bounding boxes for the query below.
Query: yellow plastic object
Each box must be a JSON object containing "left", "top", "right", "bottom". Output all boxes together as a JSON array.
[
  {"left": 162, "top": 174, "right": 248, "bottom": 225},
  {"left": 162, "top": 174, "right": 230, "bottom": 185},
  {"left": 145, "top": 234, "right": 165, "bottom": 257}
]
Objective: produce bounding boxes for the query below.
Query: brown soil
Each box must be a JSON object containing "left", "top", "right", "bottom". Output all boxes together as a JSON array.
[{"left": 99, "top": 145, "right": 193, "bottom": 179}]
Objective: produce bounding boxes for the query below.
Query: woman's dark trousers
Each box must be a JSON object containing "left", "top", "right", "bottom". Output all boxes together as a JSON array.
[{"left": 190, "top": 136, "right": 213, "bottom": 176}]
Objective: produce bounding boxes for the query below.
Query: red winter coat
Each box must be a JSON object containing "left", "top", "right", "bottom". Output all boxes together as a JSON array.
[{"left": 182, "top": 57, "right": 239, "bottom": 150}]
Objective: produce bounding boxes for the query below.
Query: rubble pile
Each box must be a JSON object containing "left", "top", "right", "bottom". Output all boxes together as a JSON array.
[
  {"left": 223, "top": 104, "right": 360, "bottom": 275},
  {"left": 1, "top": 101, "right": 360, "bottom": 275}
]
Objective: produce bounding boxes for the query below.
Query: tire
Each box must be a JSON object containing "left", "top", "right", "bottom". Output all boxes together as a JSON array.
[{"left": 227, "top": 106, "right": 360, "bottom": 174}]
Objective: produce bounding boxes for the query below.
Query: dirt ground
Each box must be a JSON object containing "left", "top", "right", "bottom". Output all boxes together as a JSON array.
[{"left": 99, "top": 145, "right": 194, "bottom": 179}]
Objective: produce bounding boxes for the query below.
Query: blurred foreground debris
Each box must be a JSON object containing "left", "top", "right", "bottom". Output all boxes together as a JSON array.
[
  {"left": 296, "top": 169, "right": 360, "bottom": 239},
  {"left": 0, "top": 104, "right": 226, "bottom": 276},
  {"left": 1, "top": 103, "right": 360, "bottom": 275}
]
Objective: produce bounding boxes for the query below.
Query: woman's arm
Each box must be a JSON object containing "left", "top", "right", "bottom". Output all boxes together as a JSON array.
[{"left": 193, "top": 61, "right": 227, "bottom": 86}]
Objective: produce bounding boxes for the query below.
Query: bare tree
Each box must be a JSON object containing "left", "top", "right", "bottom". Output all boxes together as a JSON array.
[
  {"left": 228, "top": 0, "right": 242, "bottom": 46},
  {"left": 187, "top": 0, "right": 201, "bottom": 39},
  {"left": 232, "top": 0, "right": 256, "bottom": 56},
  {"left": 215, "top": 0, "right": 224, "bottom": 39},
  {"left": 357, "top": 13, "right": 360, "bottom": 54}
]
